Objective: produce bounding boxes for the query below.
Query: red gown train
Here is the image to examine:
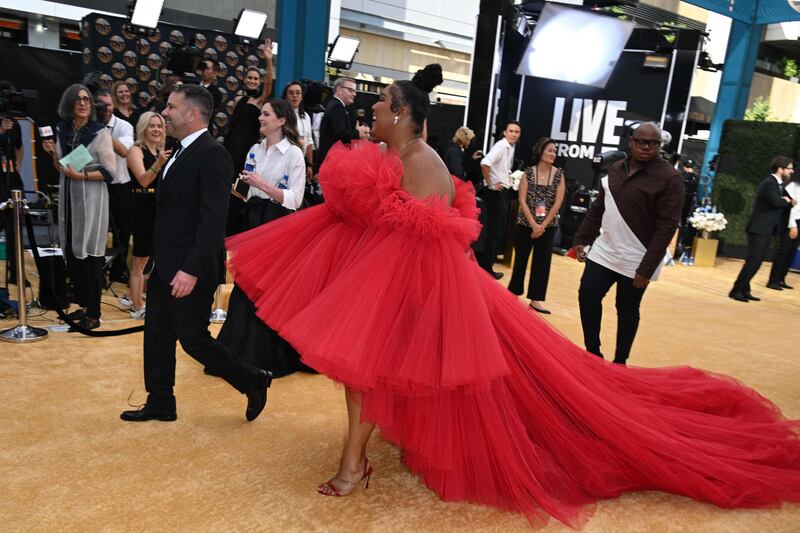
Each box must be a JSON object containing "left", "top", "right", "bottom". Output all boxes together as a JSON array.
[{"left": 227, "top": 142, "right": 800, "bottom": 528}]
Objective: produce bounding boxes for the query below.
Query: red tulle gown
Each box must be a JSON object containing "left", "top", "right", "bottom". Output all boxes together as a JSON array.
[{"left": 227, "top": 142, "right": 800, "bottom": 528}]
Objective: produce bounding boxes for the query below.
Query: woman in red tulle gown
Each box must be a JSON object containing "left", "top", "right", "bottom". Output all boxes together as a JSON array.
[{"left": 226, "top": 71, "right": 800, "bottom": 528}]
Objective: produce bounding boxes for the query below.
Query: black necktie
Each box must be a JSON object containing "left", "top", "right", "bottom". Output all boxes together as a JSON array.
[{"left": 163, "top": 145, "right": 183, "bottom": 179}]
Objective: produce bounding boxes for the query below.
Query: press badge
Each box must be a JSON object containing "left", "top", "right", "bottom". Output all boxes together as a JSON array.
[{"left": 535, "top": 201, "right": 546, "bottom": 218}]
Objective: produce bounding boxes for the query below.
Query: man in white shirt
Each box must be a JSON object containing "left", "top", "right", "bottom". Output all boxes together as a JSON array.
[
  {"left": 96, "top": 89, "right": 134, "bottom": 283},
  {"left": 768, "top": 170, "right": 800, "bottom": 289},
  {"left": 478, "top": 121, "right": 521, "bottom": 278}
]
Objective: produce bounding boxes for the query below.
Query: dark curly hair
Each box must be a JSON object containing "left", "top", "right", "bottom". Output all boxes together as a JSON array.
[{"left": 390, "top": 64, "right": 443, "bottom": 135}]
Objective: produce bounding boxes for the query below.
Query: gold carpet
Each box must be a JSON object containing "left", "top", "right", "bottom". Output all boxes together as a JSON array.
[{"left": 1, "top": 255, "right": 798, "bottom": 532}]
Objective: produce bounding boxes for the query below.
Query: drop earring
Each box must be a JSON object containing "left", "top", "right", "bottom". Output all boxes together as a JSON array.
[{"left": 393, "top": 115, "right": 399, "bottom": 125}]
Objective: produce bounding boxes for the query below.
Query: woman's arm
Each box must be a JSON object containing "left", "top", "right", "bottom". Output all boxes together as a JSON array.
[
  {"left": 517, "top": 172, "right": 537, "bottom": 227},
  {"left": 257, "top": 38, "right": 274, "bottom": 106}
]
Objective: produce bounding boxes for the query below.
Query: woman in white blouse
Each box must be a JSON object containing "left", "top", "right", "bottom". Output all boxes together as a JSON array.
[
  {"left": 282, "top": 81, "right": 314, "bottom": 179},
  {"left": 214, "top": 99, "right": 313, "bottom": 378}
]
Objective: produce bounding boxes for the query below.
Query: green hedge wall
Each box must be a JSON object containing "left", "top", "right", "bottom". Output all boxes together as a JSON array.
[{"left": 712, "top": 120, "right": 800, "bottom": 247}]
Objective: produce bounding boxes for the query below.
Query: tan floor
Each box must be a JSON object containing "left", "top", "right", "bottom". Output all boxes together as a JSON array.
[{"left": 1, "top": 255, "right": 799, "bottom": 532}]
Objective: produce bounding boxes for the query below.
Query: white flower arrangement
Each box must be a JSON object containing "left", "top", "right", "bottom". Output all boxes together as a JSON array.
[
  {"left": 688, "top": 209, "right": 728, "bottom": 234},
  {"left": 510, "top": 170, "right": 525, "bottom": 191}
]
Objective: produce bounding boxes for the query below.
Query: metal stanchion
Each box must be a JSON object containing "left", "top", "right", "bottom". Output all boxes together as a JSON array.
[
  {"left": 209, "top": 284, "right": 227, "bottom": 323},
  {"left": 1, "top": 189, "right": 48, "bottom": 343}
]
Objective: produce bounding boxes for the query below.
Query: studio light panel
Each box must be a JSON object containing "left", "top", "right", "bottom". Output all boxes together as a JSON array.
[{"left": 517, "top": 4, "right": 634, "bottom": 88}]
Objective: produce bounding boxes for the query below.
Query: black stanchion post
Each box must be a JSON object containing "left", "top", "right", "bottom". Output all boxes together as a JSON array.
[{"left": 0, "top": 189, "right": 48, "bottom": 343}]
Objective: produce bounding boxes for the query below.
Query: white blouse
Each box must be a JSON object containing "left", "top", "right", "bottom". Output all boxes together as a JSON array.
[
  {"left": 245, "top": 137, "right": 306, "bottom": 210},
  {"left": 786, "top": 181, "right": 800, "bottom": 228},
  {"left": 295, "top": 108, "right": 314, "bottom": 152}
]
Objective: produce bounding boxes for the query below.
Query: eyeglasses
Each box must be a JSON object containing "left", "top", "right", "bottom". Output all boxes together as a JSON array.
[
  {"left": 631, "top": 137, "right": 661, "bottom": 148},
  {"left": 76, "top": 96, "right": 92, "bottom": 104},
  {"left": 342, "top": 86, "right": 356, "bottom": 93}
]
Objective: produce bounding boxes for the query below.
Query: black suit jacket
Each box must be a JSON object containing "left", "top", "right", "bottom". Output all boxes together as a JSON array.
[
  {"left": 151, "top": 131, "right": 233, "bottom": 283},
  {"left": 746, "top": 176, "right": 792, "bottom": 236},
  {"left": 314, "top": 97, "right": 360, "bottom": 172},
  {"left": 203, "top": 83, "right": 223, "bottom": 114}
]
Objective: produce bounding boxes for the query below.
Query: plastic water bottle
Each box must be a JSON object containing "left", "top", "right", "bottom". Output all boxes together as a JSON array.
[
  {"left": 277, "top": 174, "right": 289, "bottom": 190},
  {"left": 244, "top": 152, "right": 256, "bottom": 173}
]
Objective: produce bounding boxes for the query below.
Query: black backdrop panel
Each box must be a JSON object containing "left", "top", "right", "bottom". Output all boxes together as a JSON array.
[
  {"left": 517, "top": 51, "right": 669, "bottom": 186},
  {"left": 82, "top": 12, "right": 271, "bottom": 141},
  {"left": 0, "top": 43, "right": 82, "bottom": 187}
]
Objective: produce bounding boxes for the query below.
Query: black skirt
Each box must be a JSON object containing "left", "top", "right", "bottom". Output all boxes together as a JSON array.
[{"left": 217, "top": 197, "right": 316, "bottom": 377}]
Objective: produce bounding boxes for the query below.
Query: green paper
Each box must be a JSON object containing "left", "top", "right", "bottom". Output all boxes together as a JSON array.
[{"left": 59, "top": 144, "right": 93, "bottom": 172}]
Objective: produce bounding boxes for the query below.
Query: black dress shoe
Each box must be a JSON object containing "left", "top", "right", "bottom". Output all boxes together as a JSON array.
[
  {"left": 204, "top": 366, "right": 223, "bottom": 377},
  {"left": 120, "top": 404, "right": 177, "bottom": 422},
  {"left": 68, "top": 316, "right": 100, "bottom": 332},
  {"left": 528, "top": 303, "right": 551, "bottom": 314},
  {"left": 492, "top": 271, "right": 504, "bottom": 280},
  {"left": 766, "top": 282, "right": 784, "bottom": 291},
  {"left": 744, "top": 292, "right": 761, "bottom": 301},
  {"left": 728, "top": 291, "right": 749, "bottom": 302},
  {"left": 245, "top": 370, "right": 273, "bottom": 422},
  {"left": 65, "top": 309, "right": 86, "bottom": 321},
  {"left": 778, "top": 281, "right": 794, "bottom": 289}
]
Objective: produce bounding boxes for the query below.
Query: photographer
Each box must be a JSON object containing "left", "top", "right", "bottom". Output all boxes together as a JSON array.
[{"left": 42, "top": 83, "right": 115, "bottom": 331}]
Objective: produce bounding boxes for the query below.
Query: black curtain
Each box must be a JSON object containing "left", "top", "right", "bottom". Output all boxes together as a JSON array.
[{"left": 0, "top": 43, "right": 83, "bottom": 187}]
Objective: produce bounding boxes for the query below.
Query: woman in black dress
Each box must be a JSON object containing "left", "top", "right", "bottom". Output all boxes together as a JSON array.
[
  {"left": 125, "top": 112, "right": 171, "bottom": 319},
  {"left": 443, "top": 126, "right": 476, "bottom": 181},
  {"left": 215, "top": 99, "right": 312, "bottom": 377},
  {"left": 223, "top": 38, "right": 274, "bottom": 235},
  {"left": 112, "top": 81, "right": 140, "bottom": 130},
  {"left": 508, "top": 137, "right": 565, "bottom": 314}
]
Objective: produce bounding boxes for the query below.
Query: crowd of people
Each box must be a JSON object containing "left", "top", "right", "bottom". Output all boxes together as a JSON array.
[{"left": 8, "top": 34, "right": 799, "bottom": 526}]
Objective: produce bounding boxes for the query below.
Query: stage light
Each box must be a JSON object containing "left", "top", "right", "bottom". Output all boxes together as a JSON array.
[
  {"left": 130, "top": 0, "right": 164, "bottom": 29},
  {"left": 516, "top": 4, "right": 634, "bottom": 88},
  {"left": 327, "top": 35, "right": 360, "bottom": 70},
  {"left": 234, "top": 9, "right": 268, "bottom": 40}
]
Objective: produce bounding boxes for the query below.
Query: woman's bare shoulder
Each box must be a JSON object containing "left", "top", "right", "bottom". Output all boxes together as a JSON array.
[{"left": 402, "top": 143, "right": 455, "bottom": 203}]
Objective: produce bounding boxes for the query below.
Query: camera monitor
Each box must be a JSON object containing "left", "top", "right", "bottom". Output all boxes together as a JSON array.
[{"left": 516, "top": 4, "right": 634, "bottom": 89}]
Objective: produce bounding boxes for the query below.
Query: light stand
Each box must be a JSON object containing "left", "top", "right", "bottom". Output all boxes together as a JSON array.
[{"left": 0, "top": 189, "right": 48, "bottom": 342}]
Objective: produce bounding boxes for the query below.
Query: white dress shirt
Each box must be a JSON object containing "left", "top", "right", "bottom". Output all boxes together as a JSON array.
[
  {"left": 162, "top": 128, "right": 207, "bottom": 179},
  {"left": 481, "top": 137, "right": 515, "bottom": 189},
  {"left": 106, "top": 114, "right": 134, "bottom": 184},
  {"left": 785, "top": 181, "right": 800, "bottom": 229},
  {"left": 294, "top": 108, "right": 314, "bottom": 152},
  {"left": 246, "top": 137, "right": 306, "bottom": 210}
]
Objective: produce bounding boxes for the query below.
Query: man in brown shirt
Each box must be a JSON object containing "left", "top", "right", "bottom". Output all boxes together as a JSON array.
[{"left": 573, "top": 123, "right": 684, "bottom": 364}]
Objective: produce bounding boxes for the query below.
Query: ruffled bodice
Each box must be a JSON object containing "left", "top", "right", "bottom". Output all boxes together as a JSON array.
[{"left": 320, "top": 142, "right": 481, "bottom": 247}]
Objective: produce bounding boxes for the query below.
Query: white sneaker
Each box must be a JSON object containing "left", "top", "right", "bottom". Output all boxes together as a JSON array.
[
  {"left": 130, "top": 307, "right": 146, "bottom": 319},
  {"left": 119, "top": 295, "right": 133, "bottom": 309}
]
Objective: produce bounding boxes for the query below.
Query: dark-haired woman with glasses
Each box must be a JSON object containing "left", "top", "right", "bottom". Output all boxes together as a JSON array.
[
  {"left": 42, "top": 84, "right": 115, "bottom": 330},
  {"left": 508, "top": 137, "right": 565, "bottom": 314}
]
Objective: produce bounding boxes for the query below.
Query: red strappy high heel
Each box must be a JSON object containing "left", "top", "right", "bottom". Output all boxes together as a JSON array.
[{"left": 317, "top": 459, "right": 373, "bottom": 497}]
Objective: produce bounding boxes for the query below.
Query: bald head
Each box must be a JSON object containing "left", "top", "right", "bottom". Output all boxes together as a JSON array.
[{"left": 629, "top": 122, "right": 662, "bottom": 163}]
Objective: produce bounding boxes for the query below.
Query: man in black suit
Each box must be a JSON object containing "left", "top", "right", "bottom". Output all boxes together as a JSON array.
[
  {"left": 314, "top": 77, "right": 369, "bottom": 173},
  {"left": 121, "top": 84, "right": 270, "bottom": 422},
  {"left": 729, "top": 156, "right": 795, "bottom": 302},
  {"left": 198, "top": 59, "right": 222, "bottom": 114}
]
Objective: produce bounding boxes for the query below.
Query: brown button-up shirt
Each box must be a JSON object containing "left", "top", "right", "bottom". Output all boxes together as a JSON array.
[{"left": 574, "top": 156, "right": 684, "bottom": 279}]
